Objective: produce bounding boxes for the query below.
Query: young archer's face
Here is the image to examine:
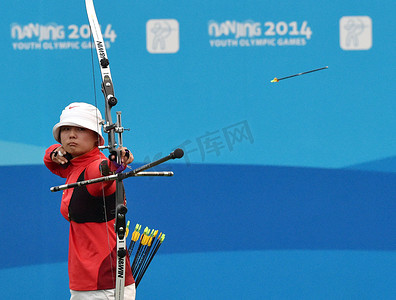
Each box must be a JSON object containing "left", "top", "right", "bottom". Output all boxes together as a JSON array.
[{"left": 60, "top": 126, "right": 98, "bottom": 157}]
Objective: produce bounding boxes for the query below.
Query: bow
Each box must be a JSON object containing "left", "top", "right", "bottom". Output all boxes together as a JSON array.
[
  {"left": 83, "top": 1, "right": 183, "bottom": 298},
  {"left": 85, "top": 1, "right": 128, "bottom": 298}
]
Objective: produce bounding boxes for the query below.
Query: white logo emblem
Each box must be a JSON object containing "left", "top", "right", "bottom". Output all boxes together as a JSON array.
[
  {"left": 146, "top": 19, "right": 179, "bottom": 53},
  {"left": 339, "top": 16, "right": 372, "bottom": 50}
]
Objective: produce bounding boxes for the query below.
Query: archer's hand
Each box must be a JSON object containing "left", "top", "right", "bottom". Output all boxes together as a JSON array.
[
  {"left": 119, "top": 147, "right": 134, "bottom": 166},
  {"left": 51, "top": 146, "right": 70, "bottom": 165}
]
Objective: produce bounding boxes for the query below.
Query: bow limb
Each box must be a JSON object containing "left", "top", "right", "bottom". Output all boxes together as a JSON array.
[
  {"left": 85, "top": 1, "right": 127, "bottom": 299},
  {"left": 85, "top": 0, "right": 119, "bottom": 153}
]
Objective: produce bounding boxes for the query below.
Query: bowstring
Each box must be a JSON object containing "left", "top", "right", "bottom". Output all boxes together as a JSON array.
[{"left": 88, "top": 27, "right": 116, "bottom": 288}]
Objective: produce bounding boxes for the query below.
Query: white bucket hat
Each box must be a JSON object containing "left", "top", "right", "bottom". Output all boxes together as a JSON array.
[{"left": 53, "top": 102, "right": 105, "bottom": 146}]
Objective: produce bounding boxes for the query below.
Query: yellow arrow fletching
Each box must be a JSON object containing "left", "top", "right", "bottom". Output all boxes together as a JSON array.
[
  {"left": 125, "top": 221, "right": 130, "bottom": 237},
  {"left": 160, "top": 234, "right": 165, "bottom": 243},
  {"left": 132, "top": 231, "right": 140, "bottom": 242}
]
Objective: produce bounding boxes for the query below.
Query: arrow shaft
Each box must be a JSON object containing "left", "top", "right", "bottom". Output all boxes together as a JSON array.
[{"left": 276, "top": 66, "right": 328, "bottom": 81}]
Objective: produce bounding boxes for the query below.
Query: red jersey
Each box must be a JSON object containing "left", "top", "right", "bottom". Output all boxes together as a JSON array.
[{"left": 44, "top": 145, "right": 134, "bottom": 290}]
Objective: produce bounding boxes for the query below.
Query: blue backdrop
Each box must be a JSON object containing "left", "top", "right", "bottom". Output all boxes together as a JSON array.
[{"left": 1, "top": 0, "right": 395, "bottom": 299}]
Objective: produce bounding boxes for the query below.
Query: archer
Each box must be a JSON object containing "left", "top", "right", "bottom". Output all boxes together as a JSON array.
[{"left": 44, "top": 102, "right": 136, "bottom": 300}]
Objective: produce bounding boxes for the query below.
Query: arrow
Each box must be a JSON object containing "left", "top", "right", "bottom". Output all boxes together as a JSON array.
[
  {"left": 128, "top": 223, "right": 142, "bottom": 257},
  {"left": 271, "top": 66, "right": 328, "bottom": 83},
  {"left": 135, "top": 233, "right": 165, "bottom": 287}
]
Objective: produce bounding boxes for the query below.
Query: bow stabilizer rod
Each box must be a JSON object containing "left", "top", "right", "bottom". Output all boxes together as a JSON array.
[
  {"left": 50, "top": 149, "right": 184, "bottom": 192},
  {"left": 121, "top": 148, "right": 184, "bottom": 180}
]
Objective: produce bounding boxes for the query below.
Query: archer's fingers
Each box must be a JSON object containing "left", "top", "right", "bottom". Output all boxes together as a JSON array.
[
  {"left": 120, "top": 148, "right": 134, "bottom": 164},
  {"left": 52, "top": 147, "right": 69, "bottom": 165}
]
